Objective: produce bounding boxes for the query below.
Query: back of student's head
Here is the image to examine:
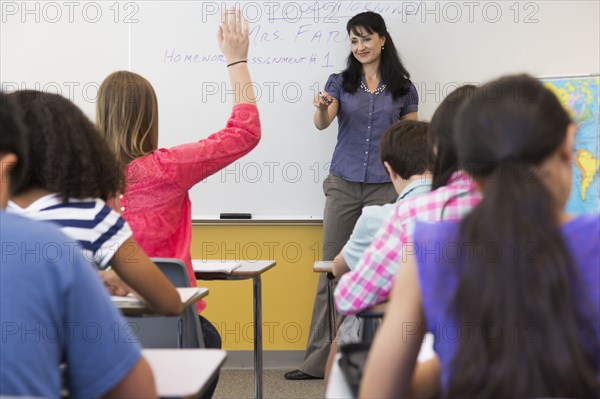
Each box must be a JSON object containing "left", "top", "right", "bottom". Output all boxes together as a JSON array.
[
  {"left": 9, "top": 90, "right": 123, "bottom": 202},
  {"left": 0, "top": 92, "right": 27, "bottom": 195},
  {"left": 380, "top": 120, "right": 432, "bottom": 180},
  {"left": 97, "top": 71, "right": 159, "bottom": 168},
  {"left": 447, "top": 74, "right": 598, "bottom": 398},
  {"left": 428, "top": 85, "right": 476, "bottom": 190}
]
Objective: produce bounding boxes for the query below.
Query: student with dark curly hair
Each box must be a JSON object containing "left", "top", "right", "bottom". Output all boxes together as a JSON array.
[
  {"left": 0, "top": 94, "right": 27, "bottom": 205},
  {"left": 0, "top": 91, "right": 157, "bottom": 398},
  {"left": 7, "top": 90, "right": 182, "bottom": 316}
]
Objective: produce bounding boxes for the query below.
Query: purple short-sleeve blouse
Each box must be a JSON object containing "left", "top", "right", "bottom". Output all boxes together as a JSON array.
[{"left": 324, "top": 73, "right": 419, "bottom": 183}]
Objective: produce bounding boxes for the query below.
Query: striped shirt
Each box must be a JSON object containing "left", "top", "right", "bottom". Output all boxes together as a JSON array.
[
  {"left": 8, "top": 194, "right": 132, "bottom": 269},
  {"left": 334, "top": 172, "right": 482, "bottom": 314}
]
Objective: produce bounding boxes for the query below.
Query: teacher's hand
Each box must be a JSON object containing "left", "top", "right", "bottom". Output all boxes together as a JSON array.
[{"left": 313, "top": 91, "right": 333, "bottom": 111}]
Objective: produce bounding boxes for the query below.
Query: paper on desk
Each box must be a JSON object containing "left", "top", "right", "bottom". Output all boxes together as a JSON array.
[
  {"left": 111, "top": 294, "right": 134, "bottom": 301},
  {"left": 112, "top": 288, "right": 206, "bottom": 308},
  {"left": 192, "top": 260, "right": 241, "bottom": 274},
  {"left": 110, "top": 294, "right": 141, "bottom": 305}
]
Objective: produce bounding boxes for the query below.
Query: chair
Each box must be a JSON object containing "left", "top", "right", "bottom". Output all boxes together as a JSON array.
[
  {"left": 356, "top": 302, "right": 387, "bottom": 345},
  {"left": 326, "top": 271, "right": 337, "bottom": 342},
  {"left": 313, "top": 261, "right": 337, "bottom": 342},
  {"left": 126, "top": 258, "right": 204, "bottom": 348}
]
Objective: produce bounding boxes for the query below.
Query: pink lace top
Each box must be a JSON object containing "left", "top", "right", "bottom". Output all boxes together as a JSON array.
[{"left": 120, "top": 104, "right": 261, "bottom": 312}]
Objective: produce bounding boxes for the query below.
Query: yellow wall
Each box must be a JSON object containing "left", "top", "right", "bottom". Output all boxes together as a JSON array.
[{"left": 191, "top": 224, "right": 323, "bottom": 350}]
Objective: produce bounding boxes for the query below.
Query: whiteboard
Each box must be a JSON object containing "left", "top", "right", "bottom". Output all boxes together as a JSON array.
[{"left": 2, "top": 0, "right": 599, "bottom": 220}]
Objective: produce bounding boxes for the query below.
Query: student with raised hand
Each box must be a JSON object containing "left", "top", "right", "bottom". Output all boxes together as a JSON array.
[
  {"left": 96, "top": 9, "right": 259, "bottom": 357},
  {"left": 292, "top": 10, "right": 419, "bottom": 381},
  {"left": 334, "top": 85, "right": 479, "bottom": 316},
  {"left": 0, "top": 91, "right": 157, "bottom": 399},
  {"left": 360, "top": 75, "right": 600, "bottom": 398},
  {"left": 7, "top": 90, "right": 182, "bottom": 317}
]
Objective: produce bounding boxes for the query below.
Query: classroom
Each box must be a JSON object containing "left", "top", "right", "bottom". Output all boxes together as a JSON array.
[{"left": 1, "top": 1, "right": 599, "bottom": 398}]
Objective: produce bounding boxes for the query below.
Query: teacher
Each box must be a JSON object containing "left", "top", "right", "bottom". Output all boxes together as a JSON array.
[{"left": 285, "top": 11, "right": 419, "bottom": 380}]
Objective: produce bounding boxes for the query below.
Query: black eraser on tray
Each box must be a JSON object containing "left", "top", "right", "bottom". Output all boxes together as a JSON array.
[{"left": 220, "top": 213, "right": 252, "bottom": 219}]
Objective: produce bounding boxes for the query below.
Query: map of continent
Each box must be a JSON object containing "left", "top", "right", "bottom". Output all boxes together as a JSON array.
[{"left": 544, "top": 76, "right": 599, "bottom": 215}]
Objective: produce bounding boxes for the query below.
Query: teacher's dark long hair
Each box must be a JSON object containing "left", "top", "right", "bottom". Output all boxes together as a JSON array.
[
  {"left": 448, "top": 75, "right": 599, "bottom": 398},
  {"left": 342, "top": 12, "right": 411, "bottom": 99}
]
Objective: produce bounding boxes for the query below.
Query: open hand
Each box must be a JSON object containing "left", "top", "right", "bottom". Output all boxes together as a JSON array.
[{"left": 217, "top": 8, "right": 249, "bottom": 65}]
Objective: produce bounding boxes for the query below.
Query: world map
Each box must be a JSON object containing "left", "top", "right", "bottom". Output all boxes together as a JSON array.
[{"left": 544, "top": 76, "right": 599, "bottom": 215}]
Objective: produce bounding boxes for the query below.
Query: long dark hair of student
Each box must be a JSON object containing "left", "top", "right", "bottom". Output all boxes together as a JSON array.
[
  {"left": 447, "top": 75, "right": 598, "bottom": 398},
  {"left": 342, "top": 12, "right": 411, "bottom": 99},
  {"left": 9, "top": 90, "right": 124, "bottom": 202},
  {"left": 427, "top": 85, "right": 476, "bottom": 190}
]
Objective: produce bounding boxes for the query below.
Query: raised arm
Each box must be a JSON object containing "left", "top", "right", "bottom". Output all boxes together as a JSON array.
[
  {"left": 154, "top": 9, "right": 260, "bottom": 190},
  {"left": 217, "top": 9, "right": 255, "bottom": 105}
]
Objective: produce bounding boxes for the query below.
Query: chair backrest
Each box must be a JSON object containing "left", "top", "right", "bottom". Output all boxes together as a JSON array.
[
  {"left": 356, "top": 306, "right": 385, "bottom": 345},
  {"left": 126, "top": 258, "right": 204, "bottom": 348},
  {"left": 152, "top": 258, "right": 191, "bottom": 287}
]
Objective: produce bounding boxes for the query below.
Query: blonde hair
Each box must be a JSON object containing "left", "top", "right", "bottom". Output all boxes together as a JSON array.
[{"left": 97, "top": 71, "right": 159, "bottom": 167}]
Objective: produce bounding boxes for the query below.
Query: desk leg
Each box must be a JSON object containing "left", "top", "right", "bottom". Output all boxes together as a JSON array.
[
  {"left": 326, "top": 281, "right": 334, "bottom": 342},
  {"left": 177, "top": 317, "right": 183, "bottom": 348},
  {"left": 327, "top": 273, "right": 337, "bottom": 342},
  {"left": 253, "top": 275, "right": 263, "bottom": 399}
]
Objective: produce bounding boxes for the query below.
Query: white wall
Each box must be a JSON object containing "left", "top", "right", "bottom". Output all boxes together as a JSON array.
[{"left": 2, "top": 0, "right": 599, "bottom": 219}]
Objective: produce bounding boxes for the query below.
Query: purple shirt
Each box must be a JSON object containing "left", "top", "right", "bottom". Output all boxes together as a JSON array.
[
  {"left": 415, "top": 214, "right": 600, "bottom": 392},
  {"left": 324, "top": 73, "right": 419, "bottom": 183}
]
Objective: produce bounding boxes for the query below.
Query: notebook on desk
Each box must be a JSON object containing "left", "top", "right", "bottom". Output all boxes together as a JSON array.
[
  {"left": 192, "top": 260, "right": 242, "bottom": 274},
  {"left": 111, "top": 294, "right": 143, "bottom": 307},
  {"left": 111, "top": 287, "right": 208, "bottom": 310}
]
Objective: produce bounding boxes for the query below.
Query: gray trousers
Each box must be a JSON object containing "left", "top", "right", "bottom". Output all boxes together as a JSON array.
[{"left": 299, "top": 174, "right": 397, "bottom": 377}]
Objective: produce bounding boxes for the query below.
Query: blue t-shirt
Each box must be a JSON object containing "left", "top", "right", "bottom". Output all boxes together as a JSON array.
[
  {"left": 415, "top": 214, "right": 600, "bottom": 392},
  {"left": 0, "top": 211, "right": 142, "bottom": 398},
  {"left": 324, "top": 73, "right": 419, "bottom": 183}
]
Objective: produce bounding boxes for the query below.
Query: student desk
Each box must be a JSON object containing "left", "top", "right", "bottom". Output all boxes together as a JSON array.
[
  {"left": 112, "top": 287, "right": 209, "bottom": 315},
  {"left": 313, "top": 261, "right": 337, "bottom": 342},
  {"left": 112, "top": 287, "right": 209, "bottom": 347},
  {"left": 193, "top": 260, "right": 276, "bottom": 399},
  {"left": 143, "top": 348, "right": 226, "bottom": 398}
]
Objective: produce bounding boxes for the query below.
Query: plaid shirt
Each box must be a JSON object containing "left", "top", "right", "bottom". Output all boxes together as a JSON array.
[{"left": 334, "top": 172, "right": 482, "bottom": 314}]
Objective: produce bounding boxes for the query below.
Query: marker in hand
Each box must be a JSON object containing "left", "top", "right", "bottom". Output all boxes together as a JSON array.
[{"left": 319, "top": 91, "right": 333, "bottom": 105}]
